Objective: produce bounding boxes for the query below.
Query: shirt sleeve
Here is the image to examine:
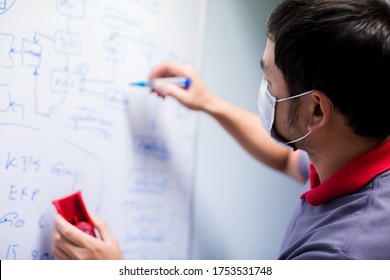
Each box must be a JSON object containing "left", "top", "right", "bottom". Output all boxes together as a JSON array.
[
  {"left": 290, "top": 249, "right": 353, "bottom": 260},
  {"left": 298, "top": 150, "right": 310, "bottom": 182}
]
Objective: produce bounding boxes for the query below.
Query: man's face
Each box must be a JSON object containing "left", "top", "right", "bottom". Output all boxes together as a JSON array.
[{"left": 261, "top": 39, "right": 310, "bottom": 146}]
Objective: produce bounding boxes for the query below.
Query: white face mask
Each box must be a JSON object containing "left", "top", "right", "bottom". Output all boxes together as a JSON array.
[{"left": 258, "top": 77, "right": 314, "bottom": 150}]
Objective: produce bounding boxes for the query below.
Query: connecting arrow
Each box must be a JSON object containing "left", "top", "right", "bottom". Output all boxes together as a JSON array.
[
  {"left": 109, "top": 32, "right": 137, "bottom": 43},
  {"left": 9, "top": 48, "right": 21, "bottom": 54},
  {"left": 33, "top": 32, "right": 54, "bottom": 44},
  {"left": 9, "top": 100, "right": 16, "bottom": 109}
]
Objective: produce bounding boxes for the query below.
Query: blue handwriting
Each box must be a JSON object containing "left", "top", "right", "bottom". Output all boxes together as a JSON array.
[
  {"left": 4, "top": 151, "right": 41, "bottom": 172},
  {"left": 0, "top": 211, "right": 25, "bottom": 228},
  {"left": 8, "top": 185, "right": 40, "bottom": 202}
]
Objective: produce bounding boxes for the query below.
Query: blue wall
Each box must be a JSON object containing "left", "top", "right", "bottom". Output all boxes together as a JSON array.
[{"left": 192, "top": 0, "right": 303, "bottom": 259}]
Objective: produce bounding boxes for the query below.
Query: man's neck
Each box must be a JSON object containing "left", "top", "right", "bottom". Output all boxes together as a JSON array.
[{"left": 308, "top": 133, "right": 389, "bottom": 184}]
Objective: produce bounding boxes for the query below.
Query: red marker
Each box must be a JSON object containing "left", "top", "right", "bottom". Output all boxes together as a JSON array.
[{"left": 52, "top": 191, "right": 96, "bottom": 237}]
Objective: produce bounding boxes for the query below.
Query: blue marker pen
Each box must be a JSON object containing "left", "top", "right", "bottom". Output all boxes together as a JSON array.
[{"left": 130, "top": 77, "right": 191, "bottom": 89}]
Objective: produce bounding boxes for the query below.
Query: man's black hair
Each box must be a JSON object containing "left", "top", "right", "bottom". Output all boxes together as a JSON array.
[{"left": 267, "top": 0, "right": 390, "bottom": 139}]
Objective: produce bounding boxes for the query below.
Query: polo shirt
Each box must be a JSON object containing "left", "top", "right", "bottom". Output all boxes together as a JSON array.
[{"left": 279, "top": 140, "right": 390, "bottom": 259}]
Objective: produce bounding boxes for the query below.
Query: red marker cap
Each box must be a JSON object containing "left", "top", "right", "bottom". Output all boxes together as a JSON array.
[{"left": 52, "top": 191, "right": 96, "bottom": 237}]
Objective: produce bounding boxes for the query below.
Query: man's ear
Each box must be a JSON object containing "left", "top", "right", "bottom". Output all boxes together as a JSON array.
[{"left": 307, "top": 91, "right": 333, "bottom": 132}]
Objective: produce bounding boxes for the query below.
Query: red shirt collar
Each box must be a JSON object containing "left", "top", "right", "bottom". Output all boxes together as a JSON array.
[{"left": 301, "top": 140, "right": 390, "bottom": 206}]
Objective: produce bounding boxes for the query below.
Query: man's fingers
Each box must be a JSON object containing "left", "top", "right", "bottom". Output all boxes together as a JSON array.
[
  {"left": 55, "top": 215, "right": 95, "bottom": 246},
  {"left": 153, "top": 82, "right": 187, "bottom": 98},
  {"left": 52, "top": 242, "right": 73, "bottom": 260},
  {"left": 89, "top": 213, "right": 115, "bottom": 242},
  {"left": 52, "top": 226, "right": 84, "bottom": 259},
  {"left": 149, "top": 60, "right": 192, "bottom": 80}
]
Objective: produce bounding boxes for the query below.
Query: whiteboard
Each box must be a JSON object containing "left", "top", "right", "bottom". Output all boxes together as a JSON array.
[{"left": 0, "top": 0, "right": 206, "bottom": 260}]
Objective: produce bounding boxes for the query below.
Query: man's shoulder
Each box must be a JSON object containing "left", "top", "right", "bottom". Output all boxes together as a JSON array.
[{"left": 280, "top": 171, "right": 390, "bottom": 260}]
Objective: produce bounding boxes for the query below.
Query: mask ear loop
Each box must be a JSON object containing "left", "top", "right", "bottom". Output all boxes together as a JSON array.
[
  {"left": 276, "top": 89, "right": 315, "bottom": 103},
  {"left": 303, "top": 94, "right": 334, "bottom": 137},
  {"left": 285, "top": 130, "right": 312, "bottom": 144},
  {"left": 302, "top": 96, "right": 333, "bottom": 140},
  {"left": 285, "top": 91, "right": 326, "bottom": 145}
]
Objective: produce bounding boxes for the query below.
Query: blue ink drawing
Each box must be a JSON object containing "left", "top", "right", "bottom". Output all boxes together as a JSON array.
[
  {"left": 0, "top": 33, "right": 15, "bottom": 68},
  {"left": 0, "top": 0, "right": 16, "bottom": 15},
  {"left": 133, "top": 135, "right": 170, "bottom": 161}
]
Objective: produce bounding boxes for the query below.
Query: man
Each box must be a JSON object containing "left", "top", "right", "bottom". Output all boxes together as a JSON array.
[{"left": 52, "top": 0, "right": 390, "bottom": 259}]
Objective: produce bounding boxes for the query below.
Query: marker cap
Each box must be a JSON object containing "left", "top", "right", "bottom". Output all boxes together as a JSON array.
[{"left": 52, "top": 191, "right": 96, "bottom": 237}]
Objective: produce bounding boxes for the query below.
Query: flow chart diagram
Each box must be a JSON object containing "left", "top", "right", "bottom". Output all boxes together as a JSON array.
[{"left": 0, "top": 0, "right": 204, "bottom": 260}]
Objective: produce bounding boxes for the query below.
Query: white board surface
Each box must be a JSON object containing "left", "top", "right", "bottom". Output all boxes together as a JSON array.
[{"left": 0, "top": 0, "right": 206, "bottom": 260}]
